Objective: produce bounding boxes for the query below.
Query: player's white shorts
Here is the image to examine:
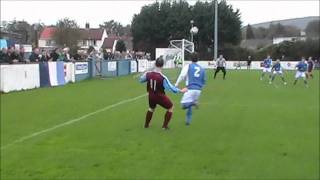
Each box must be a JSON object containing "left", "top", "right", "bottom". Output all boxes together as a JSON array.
[
  {"left": 273, "top": 70, "right": 283, "bottom": 75},
  {"left": 181, "top": 90, "right": 201, "bottom": 104},
  {"left": 263, "top": 67, "right": 272, "bottom": 73},
  {"left": 295, "top": 71, "right": 306, "bottom": 79}
]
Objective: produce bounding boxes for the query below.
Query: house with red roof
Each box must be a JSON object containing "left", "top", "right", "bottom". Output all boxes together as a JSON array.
[
  {"left": 78, "top": 28, "right": 107, "bottom": 49},
  {"left": 39, "top": 25, "right": 109, "bottom": 50},
  {"left": 39, "top": 24, "right": 132, "bottom": 53},
  {"left": 38, "top": 26, "right": 56, "bottom": 48}
]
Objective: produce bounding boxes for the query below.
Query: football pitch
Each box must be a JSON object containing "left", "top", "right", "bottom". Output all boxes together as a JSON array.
[{"left": 1, "top": 69, "right": 319, "bottom": 180}]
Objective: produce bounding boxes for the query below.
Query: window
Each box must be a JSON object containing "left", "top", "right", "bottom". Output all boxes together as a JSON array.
[{"left": 45, "top": 40, "right": 55, "bottom": 46}]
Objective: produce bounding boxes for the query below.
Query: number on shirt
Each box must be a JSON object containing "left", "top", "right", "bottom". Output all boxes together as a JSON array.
[
  {"left": 150, "top": 79, "right": 157, "bottom": 91},
  {"left": 194, "top": 66, "right": 200, "bottom": 77}
]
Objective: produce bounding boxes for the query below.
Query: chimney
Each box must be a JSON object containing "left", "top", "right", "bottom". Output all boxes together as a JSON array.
[{"left": 85, "top": 22, "right": 90, "bottom": 29}]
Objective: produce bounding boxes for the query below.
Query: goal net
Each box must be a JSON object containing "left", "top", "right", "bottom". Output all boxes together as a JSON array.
[{"left": 169, "top": 39, "right": 194, "bottom": 67}]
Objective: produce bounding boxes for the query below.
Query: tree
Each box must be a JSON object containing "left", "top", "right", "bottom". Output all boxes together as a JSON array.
[
  {"left": 99, "top": 20, "right": 130, "bottom": 36},
  {"left": 246, "top": 24, "right": 255, "bottom": 39},
  {"left": 53, "top": 18, "right": 81, "bottom": 48},
  {"left": 254, "top": 27, "right": 268, "bottom": 39},
  {"left": 305, "top": 20, "right": 320, "bottom": 37},
  {"left": 254, "top": 38, "right": 319, "bottom": 61},
  {"left": 116, "top": 40, "right": 127, "bottom": 53},
  {"left": 131, "top": 0, "right": 242, "bottom": 59},
  {"left": 1, "top": 20, "right": 44, "bottom": 45}
]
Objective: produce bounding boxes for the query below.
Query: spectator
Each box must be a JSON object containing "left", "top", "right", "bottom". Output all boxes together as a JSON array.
[
  {"left": 58, "top": 48, "right": 65, "bottom": 61},
  {"left": 146, "top": 53, "right": 151, "bottom": 60},
  {"left": 8, "top": 47, "right": 20, "bottom": 64},
  {"left": 29, "top": 48, "right": 40, "bottom": 62},
  {"left": 63, "top": 47, "right": 71, "bottom": 61},
  {"left": 107, "top": 52, "right": 114, "bottom": 60},
  {"left": 7, "top": 47, "right": 13, "bottom": 61},
  {"left": 102, "top": 49, "right": 108, "bottom": 60},
  {"left": 88, "top": 48, "right": 97, "bottom": 60},
  {"left": 247, "top": 55, "right": 252, "bottom": 70},
  {"left": 132, "top": 51, "right": 137, "bottom": 60},
  {"left": 73, "top": 52, "right": 81, "bottom": 61},
  {"left": 13, "top": 48, "right": 23, "bottom": 63},
  {"left": 97, "top": 48, "right": 104, "bottom": 60},
  {"left": 46, "top": 51, "right": 51, "bottom": 61},
  {"left": 0, "top": 48, "right": 10, "bottom": 64},
  {"left": 39, "top": 50, "right": 48, "bottom": 62},
  {"left": 50, "top": 48, "right": 60, "bottom": 61},
  {"left": 19, "top": 47, "right": 26, "bottom": 63}
]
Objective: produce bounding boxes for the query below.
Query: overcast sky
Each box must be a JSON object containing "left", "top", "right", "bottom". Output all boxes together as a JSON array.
[{"left": 1, "top": 0, "right": 319, "bottom": 28}]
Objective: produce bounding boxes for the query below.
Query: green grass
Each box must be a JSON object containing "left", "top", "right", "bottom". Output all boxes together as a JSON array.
[{"left": 1, "top": 70, "right": 319, "bottom": 180}]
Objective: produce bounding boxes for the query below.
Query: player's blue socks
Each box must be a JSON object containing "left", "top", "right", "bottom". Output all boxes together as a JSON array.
[
  {"left": 182, "top": 102, "right": 194, "bottom": 125},
  {"left": 186, "top": 107, "right": 192, "bottom": 124}
]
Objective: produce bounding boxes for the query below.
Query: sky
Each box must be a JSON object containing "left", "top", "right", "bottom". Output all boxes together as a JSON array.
[{"left": 1, "top": 0, "right": 319, "bottom": 28}]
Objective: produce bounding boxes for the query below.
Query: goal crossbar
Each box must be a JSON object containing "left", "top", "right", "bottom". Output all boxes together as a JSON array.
[{"left": 169, "top": 39, "right": 194, "bottom": 66}]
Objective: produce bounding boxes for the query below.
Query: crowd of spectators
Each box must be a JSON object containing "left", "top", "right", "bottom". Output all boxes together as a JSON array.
[
  {"left": 0, "top": 45, "right": 151, "bottom": 64},
  {"left": 0, "top": 46, "right": 74, "bottom": 64}
]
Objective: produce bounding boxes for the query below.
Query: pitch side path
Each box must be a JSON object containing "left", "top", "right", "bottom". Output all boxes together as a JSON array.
[{"left": 1, "top": 70, "right": 319, "bottom": 179}]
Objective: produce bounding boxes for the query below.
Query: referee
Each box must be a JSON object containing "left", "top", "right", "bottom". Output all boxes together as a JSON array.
[{"left": 214, "top": 54, "right": 227, "bottom": 79}]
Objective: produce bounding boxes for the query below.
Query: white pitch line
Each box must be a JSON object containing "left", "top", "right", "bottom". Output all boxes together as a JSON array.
[{"left": 1, "top": 93, "right": 147, "bottom": 150}]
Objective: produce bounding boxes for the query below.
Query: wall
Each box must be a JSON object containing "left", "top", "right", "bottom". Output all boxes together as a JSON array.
[{"left": 0, "top": 64, "right": 40, "bottom": 93}]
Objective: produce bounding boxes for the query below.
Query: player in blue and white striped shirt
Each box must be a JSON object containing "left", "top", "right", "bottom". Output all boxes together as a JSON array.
[{"left": 175, "top": 53, "right": 206, "bottom": 126}]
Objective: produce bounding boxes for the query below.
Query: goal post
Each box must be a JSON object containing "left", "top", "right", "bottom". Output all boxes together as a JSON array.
[{"left": 169, "top": 39, "right": 194, "bottom": 67}]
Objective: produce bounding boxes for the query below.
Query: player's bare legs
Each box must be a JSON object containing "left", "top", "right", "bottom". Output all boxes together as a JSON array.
[
  {"left": 293, "top": 78, "right": 298, "bottom": 85},
  {"left": 280, "top": 75, "right": 287, "bottom": 85},
  {"left": 307, "top": 72, "right": 313, "bottom": 79},
  {"left": 270, "top": 74, "right": 287, "bottom": 85},
  {"left": 270, "top": 74, "right": 275, "bottom": 83},
  {"left": 293, "top": 77, "right": 308, "bottom": 87},
  {"left": 260, "top": 72, "right": 265, "bottom": 80},
  {"left": 144, "top": 108, "right": 155, "bottom": 128},
  {"left": 303, "top": 77, "right": 308, "bottom": 87}
]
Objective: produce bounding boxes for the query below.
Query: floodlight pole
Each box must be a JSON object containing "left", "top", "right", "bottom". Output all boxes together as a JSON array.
[
  {"left": 182, "top": 39, "right": 185, "bottom": 67},
  {"left": 190, "top": 20, "right": 194, "bottom": 43},
  {"left": 214, "top": 0, "right": 218, "bottom": 60}
]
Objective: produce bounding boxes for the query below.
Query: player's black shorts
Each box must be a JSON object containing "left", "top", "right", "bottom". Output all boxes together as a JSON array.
[{"left": 216, "top": 67, "right": 226, "bottom": 72}]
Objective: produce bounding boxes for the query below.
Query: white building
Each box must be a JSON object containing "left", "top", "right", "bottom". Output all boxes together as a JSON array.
[
  {"left": 38, "top": 26, "right": 108, "bottom": 50},
  {"left": 272, "top": 36, "right": 307, "bottom": 44}
]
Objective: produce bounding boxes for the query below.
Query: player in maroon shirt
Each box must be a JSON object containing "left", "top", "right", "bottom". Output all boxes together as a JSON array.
[
  {"left": 140, "top": 58, "right": 188, "bottom": 130},
  {"left": 307, "top": 56, "right": 314, "bottom": 79}
]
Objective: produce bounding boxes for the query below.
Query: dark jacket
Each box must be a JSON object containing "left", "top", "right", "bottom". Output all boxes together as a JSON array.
[
  {"left": 9, "top": 52, "right": 21, "bottom": 64},
  {"left": 50, "top": 52, "right": 59, "bottom": 61},
  {"left": 0, "top": 52, "right": 10, "bottom": 64},
  {"left": 29, "top": 52, "right": 40, "bottom": 62},
  {"left": 40, "top": 55, "right": 48, "bottom": 62},
  {"left": 19, "top": 52, "right": 26, "bottom": 62}
]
